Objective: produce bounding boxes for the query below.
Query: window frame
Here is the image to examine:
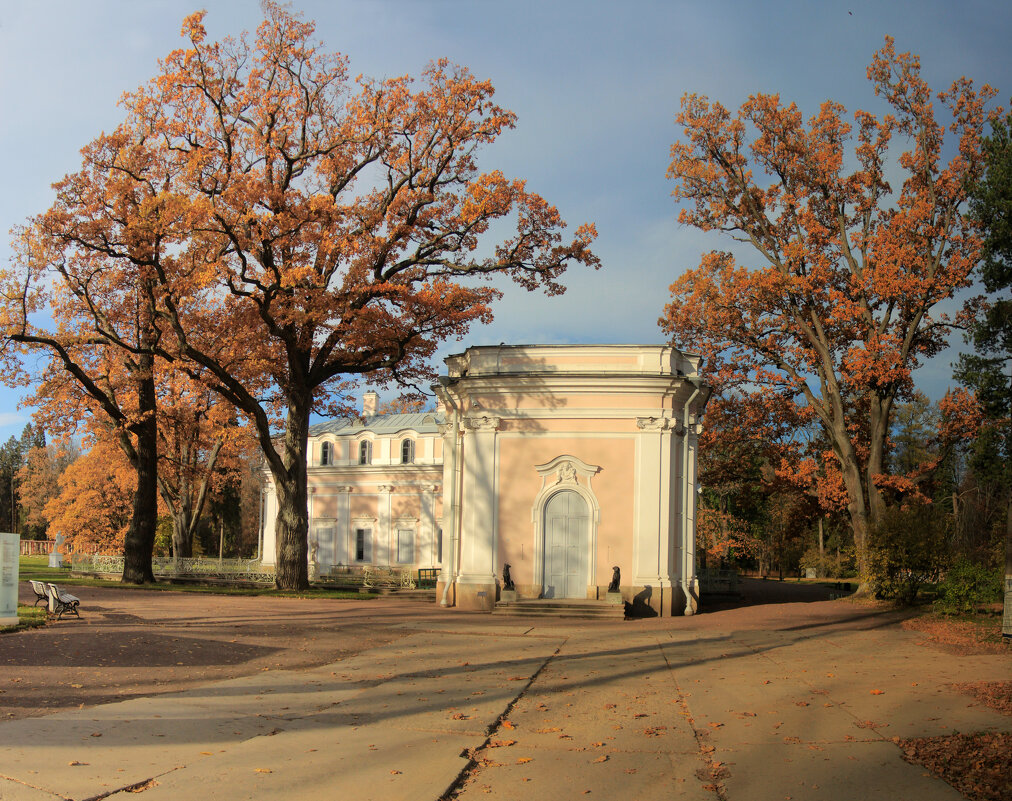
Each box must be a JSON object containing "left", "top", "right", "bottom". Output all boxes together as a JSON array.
[
  {"left": 396, "top": 528, "right": 414, "bottom": 565},
  {"left": 354, "top": 528, "right": 372, "bottom": 563}
]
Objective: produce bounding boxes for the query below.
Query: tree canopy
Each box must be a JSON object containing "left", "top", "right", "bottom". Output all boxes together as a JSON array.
[
  {"left": 4, "top": 3, "right": 598, "bottom": 589},
  {"left": 661, "top": 38, "right": 999, "bottom": 583}
]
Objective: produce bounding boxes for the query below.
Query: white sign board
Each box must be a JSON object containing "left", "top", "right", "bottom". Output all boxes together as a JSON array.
[{"left": 0, "top": 533, "right": 19, "bottom": 627}]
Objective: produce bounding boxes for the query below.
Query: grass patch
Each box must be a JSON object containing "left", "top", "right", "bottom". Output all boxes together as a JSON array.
[
  {"left": 1, "top": 604, "right": 48, "bottom": 634},
  {"left": 18, "top": 555, "right": 74, "bottom": 583},
  {"left": 19, "top": 556, "right": 377, "bottom": 600}
]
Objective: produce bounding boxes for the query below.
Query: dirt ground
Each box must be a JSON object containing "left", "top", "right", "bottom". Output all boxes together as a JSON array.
[
  {"left": 4, "top": 580, "right": 1009, "bottom": 800},
  {"left": 4, "top": 586, "right": 425, "bottom": 720},
  {"left": 5, "top": 578, "right": 897, "bottom": 722}
]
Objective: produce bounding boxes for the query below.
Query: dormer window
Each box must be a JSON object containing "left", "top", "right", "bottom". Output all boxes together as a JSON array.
[
  {"left": 400, "top": 439, "right": 415, "bottom": 464},
  {"left": 358, "top": 440, "right": 372, "bottom": 465},
  {"left": 320, "top": 441, "right": 333, "bottom": 466}
]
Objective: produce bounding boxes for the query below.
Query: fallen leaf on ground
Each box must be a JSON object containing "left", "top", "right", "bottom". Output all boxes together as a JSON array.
[{"left": 898, "top": 731, "right": 1012, "bottom": 801}]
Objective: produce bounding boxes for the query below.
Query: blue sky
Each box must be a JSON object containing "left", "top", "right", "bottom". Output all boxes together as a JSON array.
[{"left": 1, "top": 0, "right": 1010, "bottom": 439}]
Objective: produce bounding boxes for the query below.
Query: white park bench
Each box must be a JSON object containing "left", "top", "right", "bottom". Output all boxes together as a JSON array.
[
  {"left": 28, "top": 580, "right": 50, "bottom": 607},
  {"left": 46, "top": 583, "right": 81, "bottom": 620}
]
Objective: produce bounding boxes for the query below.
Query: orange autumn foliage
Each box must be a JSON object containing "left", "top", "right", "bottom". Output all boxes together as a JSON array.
[
  {"left": 16, "top": 442, "right": 80, "bottom": 540},
  {"left": 662, "top": 38, "right": 1000, "bottom": 580},
  {"left": 111, "top": 3, "right": 596, "bottom": 589},
  {"left": 44, "top": 437, "right": 135, "bottom": 555}
]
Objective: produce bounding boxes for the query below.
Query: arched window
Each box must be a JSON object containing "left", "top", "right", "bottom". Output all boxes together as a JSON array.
[
  {"left": 320, "top": 441, "right": 333, "bottom": 466},
  {"left": 358, "top": 440, "right": 372, "bottom": 465},
  {"left": 400, "top": 438, "right": 415, "bottom": 464}
]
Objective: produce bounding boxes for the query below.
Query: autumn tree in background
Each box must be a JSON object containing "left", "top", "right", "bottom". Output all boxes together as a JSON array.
[
  {"left": 156, "top": 371, "right": 253, "bottom": 560},
  {"left": 0, "top": 423, "right": 46, "bottom": 535},
  {"left": 106, "top": 4, "right": 597, "bottom": 589},
  {"left": 17, "top": 439, "right": 80, "bottom": 540},
  {"left": 695, "top": 392, "right": 805, "bottom": 567},
  {"left": 662, "top": 38, "right": 999, "bottom": 586},
  {"left": 43, "top": 435, "right": 135, "bottom": 555}
]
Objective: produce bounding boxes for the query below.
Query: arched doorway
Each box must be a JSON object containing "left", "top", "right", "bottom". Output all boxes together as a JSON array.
[{"left": 542, "top": 490, "right": 589, "bottom": 599}]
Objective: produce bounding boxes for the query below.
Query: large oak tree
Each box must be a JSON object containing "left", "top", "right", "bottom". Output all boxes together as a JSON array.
[
  {"left": 119, "top": 4, "right": 598, "bottom": 588},
  {"left": 662, "top": 38, "right": 998, "bottom": 582}
]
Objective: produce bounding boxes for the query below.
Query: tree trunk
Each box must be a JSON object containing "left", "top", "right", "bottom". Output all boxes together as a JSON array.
[
  {"left": 865, "top": 395, "right": 891, "bottom": 528},
  {"left": 839, "top": 457, "right": 870, "bottom": 575},
  {"left": 271, "top": 396, "right": 311, "bottom": 591},
  {"left": 122, "top": 365, "right": 158, "bottom": 584},
  {"left": 818, "top": 516, "right": 825, "bottom": 578},
  {"left": 1003, "top": 497, "right": 1011, "bottom": 640},
  {"left": 172, "top": 508, "right": 193, "bottom": 559}
]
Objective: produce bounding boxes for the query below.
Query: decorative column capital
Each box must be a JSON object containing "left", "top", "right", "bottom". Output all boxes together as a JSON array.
[
  {"left": 378, "top": 484, "right": 395, "bottom": 494},
  {"left": 337, "top": 485, "right": 354, "bottom": 494}
]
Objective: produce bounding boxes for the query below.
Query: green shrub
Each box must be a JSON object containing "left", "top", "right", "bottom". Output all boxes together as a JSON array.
[
  {"left": 934, "top": 557, "right": 1004, "bottom": 616},
  {"left": 867, "top": 504, "right": 949, "bottom": 604},
  {"left": 800, "top": 545, "right": 857, "bottom": 579}
]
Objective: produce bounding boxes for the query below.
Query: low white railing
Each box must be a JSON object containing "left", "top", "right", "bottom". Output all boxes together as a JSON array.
[
  {"left": 72, "top": 554, "right": 275, "bottom": 584},
  {"left": 697, "top": 567, "right": 739, "bottom": 593}
]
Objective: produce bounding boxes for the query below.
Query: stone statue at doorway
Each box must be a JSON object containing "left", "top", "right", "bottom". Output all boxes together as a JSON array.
[
  {"left": 502, "top": 563, "right": 516, "bottom": 591},
  {"left": 608, "top": 566, "right": 620, "bottom": 593}
]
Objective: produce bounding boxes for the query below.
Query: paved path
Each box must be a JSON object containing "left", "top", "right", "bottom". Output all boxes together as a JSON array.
[{"left": 1, "top": 589, "right": 1008, "bottom": 800}]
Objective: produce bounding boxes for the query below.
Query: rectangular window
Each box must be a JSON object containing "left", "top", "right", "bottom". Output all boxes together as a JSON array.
[
  {"left": 396, "top": 529, "right": 414, "bottom": 564},
  {"left": 355, "top": 528, "right": 371, "bottom": 562},
  {"left": 437, "top": 528, "right": 443, "bottom": 563}
]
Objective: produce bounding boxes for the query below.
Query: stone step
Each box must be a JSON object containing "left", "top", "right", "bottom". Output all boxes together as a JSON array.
[{"left": 493, "top": 599, "right": 626, "bottom": 620}]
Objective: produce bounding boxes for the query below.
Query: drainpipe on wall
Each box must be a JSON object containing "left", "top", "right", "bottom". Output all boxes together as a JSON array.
[
  {"left": 434, "top": 379, "right": 463, "bottom": 607},
  {"left": 681, "top": 383, "right": 701, "bottom": 616}
]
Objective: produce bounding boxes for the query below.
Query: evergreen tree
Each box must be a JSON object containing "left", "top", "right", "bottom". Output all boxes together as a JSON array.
[{"left": 956, "top": 108, "right": 1012, "bottom": 631}]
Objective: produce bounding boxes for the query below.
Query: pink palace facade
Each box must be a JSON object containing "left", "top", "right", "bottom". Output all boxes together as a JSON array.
[{"left": 260, "top": 344, "right": 711, "bottom": 616}]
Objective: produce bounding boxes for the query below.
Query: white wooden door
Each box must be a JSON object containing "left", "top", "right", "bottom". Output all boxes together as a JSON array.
[{"left": 543, "top": 491, "right": 588, "bottom": 599}]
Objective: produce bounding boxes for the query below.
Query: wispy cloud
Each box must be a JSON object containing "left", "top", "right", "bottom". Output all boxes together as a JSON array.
[{"left": 0, "top": 411, "right": 26, "bottom": 429}]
